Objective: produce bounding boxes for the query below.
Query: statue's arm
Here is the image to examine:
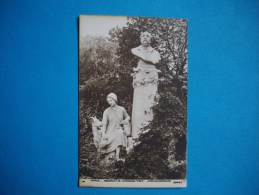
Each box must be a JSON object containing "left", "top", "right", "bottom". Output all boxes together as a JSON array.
[
  {"left": 144, "top": 50, "right": 161, "bottom": 64},
  {"left": 131, "top": 48, "right": 150, "bottom": 63},
  {"left": 151, "top": 51, "right": 161, "bottom": 64},
  {"left": 131, "top": 48, "right": 161, "bottom": 65},
  {"left": 101, "top": 109, "right": 108, "bottom": 135},
  {"left": 131, "top": 48, "right": 145, "bottom": 60},
  {"left": 121, "top": 108, "right": 130, "bottom": 124}
]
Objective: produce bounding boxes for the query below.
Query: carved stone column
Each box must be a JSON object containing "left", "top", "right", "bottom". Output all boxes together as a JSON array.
[{"left": 131, "top": 65, "right": 160, "bottom": 139}]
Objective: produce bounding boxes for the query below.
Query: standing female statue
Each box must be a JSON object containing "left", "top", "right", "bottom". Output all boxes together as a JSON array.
[
  {"left": 131, "top": 32, "right": 161, "bottom": 139},
  {"left": 99, "top": 93, "right": 130, "bottom": 161}
]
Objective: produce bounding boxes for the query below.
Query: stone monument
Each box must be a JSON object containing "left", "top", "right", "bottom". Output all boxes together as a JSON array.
[{"left": 131, "top": 32, "right": 161, "bottom": 139}]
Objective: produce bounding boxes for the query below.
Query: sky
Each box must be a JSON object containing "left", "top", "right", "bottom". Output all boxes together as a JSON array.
[{"left": 80, "top": 15, "right": 128, "bottom": 37}]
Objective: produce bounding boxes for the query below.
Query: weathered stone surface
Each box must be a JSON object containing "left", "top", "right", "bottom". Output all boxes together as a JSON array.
[{"left": 131, "top": 65, "right": 159, "bottom": 139}]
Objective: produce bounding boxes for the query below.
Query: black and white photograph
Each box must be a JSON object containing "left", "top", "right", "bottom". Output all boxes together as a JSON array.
[{"left": 79, "top": 15, "right": 188, "bottom": 187}]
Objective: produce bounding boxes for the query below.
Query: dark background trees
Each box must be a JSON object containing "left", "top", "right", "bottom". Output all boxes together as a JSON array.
[{"left": 79, "top": 17, "right": 187, "bottom": 179}]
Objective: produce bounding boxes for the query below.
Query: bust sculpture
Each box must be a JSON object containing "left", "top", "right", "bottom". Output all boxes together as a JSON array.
[{"left": 131, "top": 31, "right": 160, "bottom": 66}]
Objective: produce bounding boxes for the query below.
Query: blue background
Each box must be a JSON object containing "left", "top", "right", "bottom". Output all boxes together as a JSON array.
[{"left": 0, "top": 0, "right": 258, "bottom": 194}]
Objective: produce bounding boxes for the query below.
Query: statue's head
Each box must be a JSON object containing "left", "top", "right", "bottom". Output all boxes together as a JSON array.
[
  {"left": 140, "top": 31, "right": 152, "bottom": 47},
  {"left": 106, "top": 93, "right": 118, "bottom": 107}
]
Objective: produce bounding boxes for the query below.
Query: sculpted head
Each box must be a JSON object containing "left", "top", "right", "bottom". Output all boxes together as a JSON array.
[
  {"left": 106, "top": 93, "right": 118, "bottom": 107},
  {"left": 140, "top": 32, "right": 152, "bottom": 47}
]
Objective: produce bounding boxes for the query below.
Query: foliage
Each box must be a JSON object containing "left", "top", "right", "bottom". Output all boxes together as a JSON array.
[{"left": 79, "top": 17, "right": 187, "bottom": 179}]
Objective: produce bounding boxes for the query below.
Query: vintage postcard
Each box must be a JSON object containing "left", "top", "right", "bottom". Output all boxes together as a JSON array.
[{"left": 79, "top": 15, "right": 187, "bottom": 188}]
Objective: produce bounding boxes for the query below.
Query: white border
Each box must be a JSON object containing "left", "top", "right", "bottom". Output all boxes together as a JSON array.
[{"left": 79, "top": 179, "right": 187, "bottom": 188}]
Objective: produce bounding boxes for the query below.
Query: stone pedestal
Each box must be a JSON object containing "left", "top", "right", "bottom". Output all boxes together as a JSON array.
[{"left": 131, "top": 65, "right": 160, "bottom": 139}]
